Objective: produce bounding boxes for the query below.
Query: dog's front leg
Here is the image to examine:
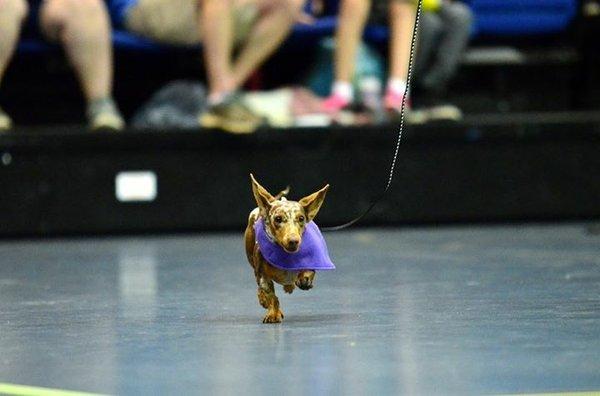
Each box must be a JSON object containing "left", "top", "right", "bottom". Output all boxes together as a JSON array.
[
  {"left": 258, "top": 277, "right": 284, "bottom": 324},
  {"left": 295, "top": 270, "right": 316, "bottom": 290}
]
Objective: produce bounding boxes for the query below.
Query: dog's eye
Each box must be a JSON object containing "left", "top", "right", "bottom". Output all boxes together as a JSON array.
[
  {"left": 298, "top": 216, "right": 305, "bottom": 223},
  {"left": 274, "top": 216, "right": 283, "bottom": 224}
]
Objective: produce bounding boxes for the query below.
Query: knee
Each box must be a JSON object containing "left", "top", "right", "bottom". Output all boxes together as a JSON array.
[
  {"left": 268, "top": 0, "right": 304, "bottom": 22},
  {"left": 421, "top": 13, "right": 443, "bottom": 36},
  {"left": 0, "top": 0, "right": 29, "bottom": 22},
  {"left": 446, "top": 2, "right": 473, "bottom": 26}
]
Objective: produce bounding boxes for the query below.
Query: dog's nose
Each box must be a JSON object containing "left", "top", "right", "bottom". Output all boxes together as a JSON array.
[{"left": 287, "top": 239, "right": 299, "bottom": 251}]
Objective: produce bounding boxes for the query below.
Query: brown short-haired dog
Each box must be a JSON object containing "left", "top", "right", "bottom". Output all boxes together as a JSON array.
[{"left": 245, "top": 174, "right": 330, "bottom": 323}]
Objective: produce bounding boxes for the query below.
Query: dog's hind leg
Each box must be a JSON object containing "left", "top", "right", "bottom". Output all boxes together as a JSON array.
[{"left": 258, "top": 277, "right": 284, "bottom": 323}]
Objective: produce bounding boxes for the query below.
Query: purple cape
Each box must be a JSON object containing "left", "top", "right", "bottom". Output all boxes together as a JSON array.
[{"left": 254, "top": 218, "right": 335, "bottom": 271}]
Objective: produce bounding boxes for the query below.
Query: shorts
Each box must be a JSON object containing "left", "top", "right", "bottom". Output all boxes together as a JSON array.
[{"left": 121, "top": 0, "right": 258, "bottom": 46}]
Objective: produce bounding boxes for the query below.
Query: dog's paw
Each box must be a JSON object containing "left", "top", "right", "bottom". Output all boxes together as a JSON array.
[
  {"left": 295, "top": 271, "right": 315, "bottom": 290},
  {"left": 283, "top": 284, "right": 295, "bottom": 294},
  {"left": 263, "top": 309, "right": 284, "bottom": 324}
]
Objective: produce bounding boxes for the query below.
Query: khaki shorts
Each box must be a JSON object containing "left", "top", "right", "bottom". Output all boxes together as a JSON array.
[{"left": 125, "top": 0, "right": 259, "bottom": 46}]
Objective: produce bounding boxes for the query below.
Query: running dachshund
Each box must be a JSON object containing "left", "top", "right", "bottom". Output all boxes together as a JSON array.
[{"left": 245, "top": 174, "right": 335, "bottom": 323}]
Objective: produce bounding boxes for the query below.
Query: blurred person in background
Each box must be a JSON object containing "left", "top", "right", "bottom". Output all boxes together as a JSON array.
[
  {"left": 109, "top": 0, "right": 305, "bottom": 134},
  {"left": 0, "top": 0, "right": 124, "bottom": 131},
  {"left": 322, "top": 0, "right": 416, "bottom": 117},
  {"left": 413, "top": 0, "right": 472, "bottom": 121}
]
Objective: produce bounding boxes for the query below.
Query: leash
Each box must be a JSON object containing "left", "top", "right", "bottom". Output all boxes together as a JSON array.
[{"left": 323, "top": 0, "right": 423, "bottom": 232}]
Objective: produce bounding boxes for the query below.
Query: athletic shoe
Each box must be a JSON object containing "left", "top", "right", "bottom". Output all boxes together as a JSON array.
[
  {"left": 322, "top": 93, "right": 351, "bottom": 114},
  {"left": 89, "top": 110, "right": 125, "bottom": 131},
  {"left": 426, "top": 104, "right": 463, "bottom": 122},
  {"left": 384, "top": 90, "right": 427, "bottom": 124},
  {"left": 0, "top": 107, "right": 13, "bottom": 131},
  {"left": 88, "top": 98, "right": 125, "bottom": 131},
  {"left": 199, "top": 94, "right": 263, "bottom": 134}
]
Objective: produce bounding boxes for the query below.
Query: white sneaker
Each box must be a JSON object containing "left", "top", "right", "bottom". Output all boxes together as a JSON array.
[
  {"left": 426, "top": 104, "right": 463, "bottom": 122},
  {"left": 87, "top": 98, "right": 125, "bottom": 131},
  {"left": 90, "top": 110, "right": 125, "bottom": 131},
  {"left": 0, "top": 108, "right": 13, "bottom": 131}
]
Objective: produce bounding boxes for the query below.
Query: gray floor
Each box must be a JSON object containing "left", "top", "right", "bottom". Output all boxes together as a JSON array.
[{"left": 0, "top": 224, "right": 599, "bottom": 395}]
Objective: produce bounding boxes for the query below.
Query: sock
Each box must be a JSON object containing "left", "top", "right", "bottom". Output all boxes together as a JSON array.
[
  {"left": 208, "top": 90, "right": 236, "bottom": 106},
  {"left": 87, "top": 97, "right": 119, "bottom": 119},
  {"left": 387, "top": 78, "right": 408, "bottom": 96},
  {"left": 331, "top": 81, "right": 353, "bottom": 102}
]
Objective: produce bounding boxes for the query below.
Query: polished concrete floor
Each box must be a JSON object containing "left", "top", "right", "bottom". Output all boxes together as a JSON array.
[{"left": 0, "top": 223, "right": 599, "bottom": 395}]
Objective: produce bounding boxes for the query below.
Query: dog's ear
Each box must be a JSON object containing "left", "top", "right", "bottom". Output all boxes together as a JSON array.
[
  {"left": 250, "top": 174, "right": 275, "bottom": 216},
  {"left": 299, "top": 184, "right": 329, "bottom": 222}
]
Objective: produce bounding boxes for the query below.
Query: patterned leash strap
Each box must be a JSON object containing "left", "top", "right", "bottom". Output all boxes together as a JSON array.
[{"left": 323, "top": 0, "right": 424, "bottom": 232}]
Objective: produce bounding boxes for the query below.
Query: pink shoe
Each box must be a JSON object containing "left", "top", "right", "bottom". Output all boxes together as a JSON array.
[
  {"left": 384, "top": 90, "right": 411, "bottom": 113},
  {"left": 322, "top": 93, "right": 351, "bottom": 113}
]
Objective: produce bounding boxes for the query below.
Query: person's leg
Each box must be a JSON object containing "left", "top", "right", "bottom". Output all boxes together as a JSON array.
[
  {"left": 388, "top": 0, "right": 416, "bottom": 89},
  {"left": 323, "top": 0, "right": 371, "bottom": 112},
  {"left": 200, "top": 0, "right": 236, "bottom": 102},
  {"left": 199, "top": 0, "right": 301, "bottom": 133},
  {"left": 413, "top": 11, "right": 443, "bottom": 83},
  {"left": 39, "top": 0, "right": 123, "bottom": 130},
  {"left": 420, "top": 0, "right": 472, "bottom": 92},
  {"left": 384, "top": 0, "right": 416, "bottom": 111},
  {"left": 198, "top": 0, "right": 260, "bottom": 134},
  {"left": 0, "top": 0, "right": 29, "bottom": 130},
  {"left": 231, "top": 0, "right": 303, "bottom": 89},
  {"left": 334, "top": 0, "right": 370, "bottom": 86}
]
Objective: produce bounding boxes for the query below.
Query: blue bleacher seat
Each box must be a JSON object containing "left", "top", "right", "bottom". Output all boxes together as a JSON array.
[
  {"left": 467, "top": 0, "right": 578, "bottom": 37},
  {"left": 363, "top": 0, "right": 578, "bottom": 43},
  {"left": 17, "top": 0, "right": 577, "bottom": 55}
]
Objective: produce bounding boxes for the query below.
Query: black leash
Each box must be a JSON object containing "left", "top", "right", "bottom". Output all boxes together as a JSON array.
[{"left": 323, "top": 0, "right": 423, "bottom": 232}]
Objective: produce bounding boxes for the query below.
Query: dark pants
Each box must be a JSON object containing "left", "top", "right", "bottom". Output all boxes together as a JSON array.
[{"left": 415, "top": 1, "right": 473, "bottom": 93}]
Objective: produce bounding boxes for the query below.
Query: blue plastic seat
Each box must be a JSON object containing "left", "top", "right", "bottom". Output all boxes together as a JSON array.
[
  {"left": 467, "top": 0, "right": 578, "bottom": 37},
  {"left": 364, "top": 0, "right": 577, "bottom": 44}
]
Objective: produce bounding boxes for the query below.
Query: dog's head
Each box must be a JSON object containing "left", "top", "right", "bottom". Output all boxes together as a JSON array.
[{"left": 251, "top": 174, "right": 329, "bottom": 253}]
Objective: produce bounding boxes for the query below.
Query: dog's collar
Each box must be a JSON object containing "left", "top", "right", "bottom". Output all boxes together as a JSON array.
[{"left": 254, "top": 218, "right": 335, "bottom": 271}]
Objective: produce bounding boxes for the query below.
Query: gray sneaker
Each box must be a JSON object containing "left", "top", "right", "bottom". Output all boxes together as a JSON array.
[{"left": 199, "top": 93, "right": 263, "bottom": 134}]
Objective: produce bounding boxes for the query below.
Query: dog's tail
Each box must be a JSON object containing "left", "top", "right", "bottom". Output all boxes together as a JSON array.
[{"left": 274, "top": 186, "right": 290, "bottom": 201}]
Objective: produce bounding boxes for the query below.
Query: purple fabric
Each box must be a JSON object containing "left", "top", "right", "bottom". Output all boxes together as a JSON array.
[{"left": 254, "top": 218, "right": 335, "bottom": 271}]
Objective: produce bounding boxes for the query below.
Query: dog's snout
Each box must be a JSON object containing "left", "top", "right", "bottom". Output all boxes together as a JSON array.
[{"left": 287, "top": 238, "right": 300, "bottom": 251}]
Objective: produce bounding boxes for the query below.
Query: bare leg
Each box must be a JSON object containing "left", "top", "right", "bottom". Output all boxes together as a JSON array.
[
  {"left": 231, "top": 0, "right": 303, "bottom": 89},
  {"left": 40, "top": 0, "right": 114, "bottom": 103},
  {"left": 0, "top": 0, "right": 28, "bottom": 86},
  {"left": 200, "top": 0, "right": 235, "bottom": 99},
  {"left": 388, "top": 0, "right": 416, "bottom": 82},
  {"left": 334, "top": 0, "right": 371, "bottom": 84},
  {"left": 0, "top": 0, "right": 28, "bottom": 129}
]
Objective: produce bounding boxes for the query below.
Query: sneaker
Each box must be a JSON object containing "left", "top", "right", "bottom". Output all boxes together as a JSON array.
[
  {"left": 0, "top": 107, "right": 13, "bottom": 131},
  {"left": 426, "top": 104, "right": 463, "bottom": 122},
  {"left": 384, "top": 90, "right": 427, "bottom": 124},
  {"left": 414, "top": 88, "right": 463, "bottom": 122},
  {"left": 90, "top": 111, "right": 125, "bottom": 131},
  {"left": 88, "top": 98, "right": 125, "bottom": 131},
  {"left": 199, "top": 94, "right": 263, "bottom": 134},
  {"left": 322, "top": 93, "right": 351, "bottom": 114}
]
